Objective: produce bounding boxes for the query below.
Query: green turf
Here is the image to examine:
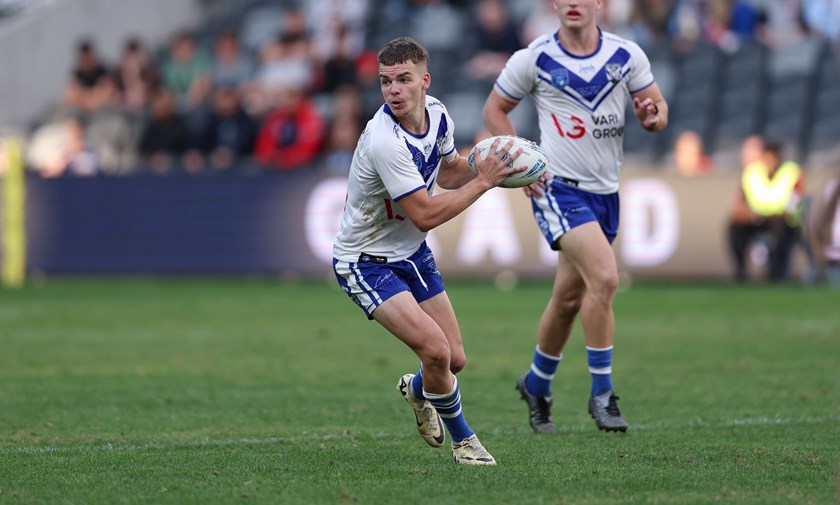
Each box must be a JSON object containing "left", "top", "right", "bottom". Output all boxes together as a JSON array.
[{"left": 0, "top": 279, "right": 838, "bottom": 504}]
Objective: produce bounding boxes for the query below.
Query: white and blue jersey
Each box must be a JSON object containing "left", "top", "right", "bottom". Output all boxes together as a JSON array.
[
  {"left": 333, "top": 95, "right": 457, "bottom": 262},
  {"left": 494, "top": 29, "right": 655, "bottom": 194}
]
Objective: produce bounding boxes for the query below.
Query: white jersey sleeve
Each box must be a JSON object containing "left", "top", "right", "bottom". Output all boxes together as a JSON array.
[
  {"left": 626, "top": 40, "right": 654, "bottom": 93},
  {"left": 494, "top": 43, "right": 543, "bottom": 102}
]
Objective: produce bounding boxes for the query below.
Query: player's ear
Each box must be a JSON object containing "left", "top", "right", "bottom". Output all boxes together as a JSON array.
[{"left": 422, "top": 71, "right": 431, "bottom": 91}]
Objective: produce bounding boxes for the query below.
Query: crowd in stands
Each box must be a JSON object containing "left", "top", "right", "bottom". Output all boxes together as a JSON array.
[{"left": 20, "top": 0, "right": 840, "bottom": 178}]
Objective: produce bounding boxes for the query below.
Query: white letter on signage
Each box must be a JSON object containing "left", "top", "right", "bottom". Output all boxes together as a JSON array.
[
  {"left": 621, "top": 179, "right": 679, "bottom": 267},
  {"left": 457, "top": 189, "right": 521, "bottom": 265},
  {"left": 305, "top": 177, "right": 347, "bottom": 263}
]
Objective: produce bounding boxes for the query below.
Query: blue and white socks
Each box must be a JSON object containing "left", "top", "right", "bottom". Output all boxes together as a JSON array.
[
  {"left": 423, "top": 377, "right": 474, "bottom": 442},
  {"left": 525, "top": 346, "right": 562, "bottom": 397},
  {"left": 524, "top": 345, "right": 615, "bottom": 398},
  {"left": 586, "top": 345, "right": 614, "bottom": 397},
  {"left": 410, "top": 365, "right": 474, "bottom": 442}
]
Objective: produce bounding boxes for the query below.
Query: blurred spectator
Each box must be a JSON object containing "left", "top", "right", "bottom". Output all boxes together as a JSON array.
[
  {"left": 673, "top": 130, "right": 713, "bottom": 176},
  {"left": 112, "top": 38, "right": 159, "bottom": 113},
  {"left": 33, "top": 118, "right": 101, "bottom": 178},
  {"left": 138, "top": 89, "right": 191, "bottom": 174},
  {"left": 185, "top": 87, "right": 257, "bottom": 173},
  {"left": 162, "top": 30, "right": 211, "bottom": 109},
  {"left": 84, "top": 110, "right": 139, "bottom": 175},
  {"left": 753, "top": 0, "right": 814, "bottom": 50},
  {"left": 729, "top": 0, "right": 761, "bottom": 43},
  {"left": 248, "top": 12, "right": 316, "bottom": 116},
  {"left": 319, "top": 23, "right": 361, "bottom": 94},
  {"left": 630, "top": 0, "right": 672, "bottom": 45},
  {"left": 522, "top": 0, "right": 558, "bottom": 43},
  {"left": 303, "top": 0, "right": 369, "bottom": 61},
  {"left": 728, "top": 141, "right": 804, "bottom": 282},
  {"left": 669, "top": 0, "right": 742, "bottom": 52},
  {"left": 465, "top": 0, "right": 522, "bottom": 81},
  {"left": 801, "top": 0, "right": 840, "bottom": 41},
  {"left": 208, "top": 28, "right": 255, "bottom": 91},
  {"left": 254, "top": 86, "right": 325, "bottom": 171},
  {"left": 63, "top": 39, "right": 115, "bottom": 112},
  {"left": 600, "top": 0, "right": 635, "bottom": 38}
]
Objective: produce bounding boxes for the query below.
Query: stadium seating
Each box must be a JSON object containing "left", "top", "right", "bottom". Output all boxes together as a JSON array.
[{"left": 21, "top": 0, "right": 840, "bottom": 172}]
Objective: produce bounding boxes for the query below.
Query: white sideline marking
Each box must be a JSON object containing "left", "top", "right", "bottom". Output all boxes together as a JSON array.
[{"left": 2, "top": 414, "right": 838, "bottom": 455}]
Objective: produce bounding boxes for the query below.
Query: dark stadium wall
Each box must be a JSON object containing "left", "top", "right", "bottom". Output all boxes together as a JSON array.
[{"left": 2, "top": 169, "right": 837, "bottom": 280}]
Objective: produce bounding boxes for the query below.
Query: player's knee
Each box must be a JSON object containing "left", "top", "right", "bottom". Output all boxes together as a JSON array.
[
  {"left": 590, "top": 268, "right": 619, "bottom": 301},
  {"left": 450, "top": 353, "right": 466, "bottom": 374},
  {"left": 421, "top": 339, "right": 451, "bottom": 371}
]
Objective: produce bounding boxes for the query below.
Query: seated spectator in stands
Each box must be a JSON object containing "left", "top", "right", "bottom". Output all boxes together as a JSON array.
[
  {"left": 63, "top": 39, "right": 115, "bottom": 112},
  {"left": 138, "top": 89, "right": 191, "bottom": 174},
  {"left": 673, "top": 130, "right": 712, "bottom": 176},
  {"left": 112, "top": 38, "right": 159, "bottom": 114},
  {"left": 162, "top": 30, "right": 211, "bottom": 109},
  {"left": 303, "top": 0, "right": 368, "bottom": 62},
  {"left": 802, "top": 0, "right": 840, "bottom": 42},
  {"left": 184, "top": 87, "right": 257, "bottom": 173},
  {"left": 36, "top": 118, "right": 101, "bottom": 178},
  {"left": 319, "top": 23, "right": 360, "bottom": 94},
  {"left": 247, "top": 15, "right": 316, "bottom": 116},
  {"left": 254, "top": 85, "right": 325, "bottom": 171},
  {"left": 729, "top": 0, "right": 761, "bottom": 44},
  {"left": 83, "top": 109, "right": 138, "bottom": 175},
  {"left": 465, "top": 0, "right": 522, "bottom": 81},
  {"left": 209, "top": 28, "right": 254, "bottom": 91},
  {"left": 728, "top": 141, "right": 804, "bottom": 282}
]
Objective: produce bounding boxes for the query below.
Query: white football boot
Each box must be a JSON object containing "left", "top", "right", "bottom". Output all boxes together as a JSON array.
[
  {"left": 451, "top": 434, "right": 496, "bottom": 465},
  {"left": 396, "top": 374, "right": 445, "bottom": 448}
]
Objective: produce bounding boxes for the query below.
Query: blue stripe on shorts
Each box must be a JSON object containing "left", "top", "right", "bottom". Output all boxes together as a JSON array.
[
  {"left": 333, "top": 241, "right": 445, "bottom": 319},
  {"left": 532, "top": 179, "right": 619, "bottom": 250}
]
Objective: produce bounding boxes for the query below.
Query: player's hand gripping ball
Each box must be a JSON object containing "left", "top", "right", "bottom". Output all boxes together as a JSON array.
[{"left": 468, "top": 135, "right": 548, "bottom": 188}]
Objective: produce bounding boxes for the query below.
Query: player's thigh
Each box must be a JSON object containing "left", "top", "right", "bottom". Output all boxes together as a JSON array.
[
  {"left": 558, "top": 221, "right": 618, "bottom": 289},
  {"left": 419, "top": 291, "right": 465, "bottom": 370},
  {"left": 373, "top": 291, "right": 451, "bottom": 363}
]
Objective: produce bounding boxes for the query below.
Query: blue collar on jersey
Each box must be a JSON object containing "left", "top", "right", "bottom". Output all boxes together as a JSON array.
[
  {"left": 554, "top": 27, "right": 603, "bottom": 59},
  {"left": 383, "top": 105, "right": 431, "bottom": 139}
]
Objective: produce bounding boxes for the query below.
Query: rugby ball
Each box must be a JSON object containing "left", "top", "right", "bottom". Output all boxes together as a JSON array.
[{"left": 468, "top": 135, "right": 548, "bottom": 188}]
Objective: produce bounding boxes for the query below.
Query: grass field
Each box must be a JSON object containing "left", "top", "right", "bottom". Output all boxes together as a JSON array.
[{"left": 0, "top": 279, "right": 838, "bottom": 504}]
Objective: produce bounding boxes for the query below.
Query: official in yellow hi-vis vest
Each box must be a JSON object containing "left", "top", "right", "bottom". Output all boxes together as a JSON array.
[{"left": 728, "top": 141, "right": 804, "bottom": 283}]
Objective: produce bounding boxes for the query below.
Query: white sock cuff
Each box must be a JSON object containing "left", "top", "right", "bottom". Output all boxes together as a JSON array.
[
  {"left": 422, "top": 376, "right": 458, "bottom": 400},
  {"left": 588, "top": 366, "right": 613, "bottom": 374},
  {"left": 585, "top": 345, "right": 614, "bottom": 352},
  {"left": 535, "top": 346, "right": 563, "bottom": 361}
]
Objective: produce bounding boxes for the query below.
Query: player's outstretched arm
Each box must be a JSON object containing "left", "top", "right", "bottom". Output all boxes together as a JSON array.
[
  {"left": 398, "top": 138, "right": 524, "bottom": 232},
  {"left": 632, "top": 83, "right": 668, "bottom": 132}
]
